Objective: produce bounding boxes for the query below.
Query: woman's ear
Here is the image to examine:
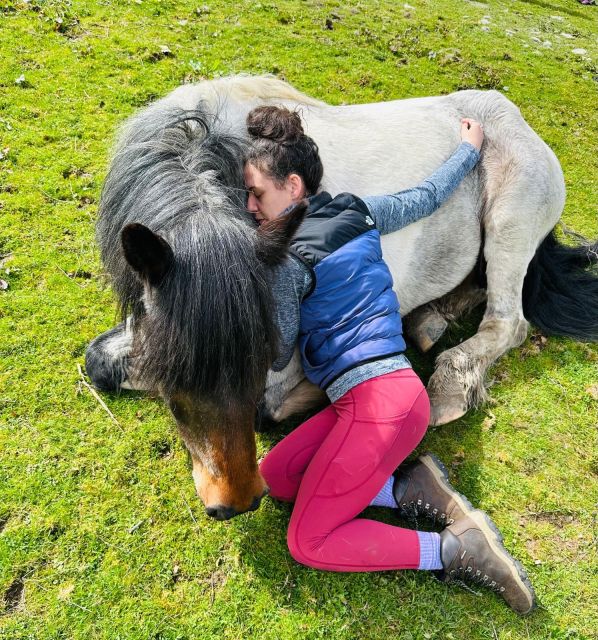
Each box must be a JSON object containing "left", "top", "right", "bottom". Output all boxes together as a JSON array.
[{"left": 288, "top": 173, "right": 306, "bottom": 200}]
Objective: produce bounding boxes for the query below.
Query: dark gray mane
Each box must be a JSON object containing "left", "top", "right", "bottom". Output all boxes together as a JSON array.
[{"left": 97, "top": 104, "right": 279, "bottom": 405}]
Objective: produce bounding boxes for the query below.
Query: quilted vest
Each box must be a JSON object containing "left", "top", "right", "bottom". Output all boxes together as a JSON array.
[{"left": 290, "top": 191, "right": 406, "bottom": 389}]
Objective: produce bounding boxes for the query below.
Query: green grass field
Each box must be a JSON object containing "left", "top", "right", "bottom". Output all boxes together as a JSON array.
[{"left": 1, "top": 0, "right": 597, "bottom": 638}]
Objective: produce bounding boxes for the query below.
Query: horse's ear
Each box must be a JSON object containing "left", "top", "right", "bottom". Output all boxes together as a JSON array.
[
  {"left": 255, "top": 200, "right": 308, "bottom": 266},
  {"left": 121, "top": 223, "right": 174, "bottom": 286}
]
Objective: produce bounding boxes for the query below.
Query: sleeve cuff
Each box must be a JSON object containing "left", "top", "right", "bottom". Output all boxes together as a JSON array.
[{"left": 459, "top": 141, "right": 480, "bottom": 160}]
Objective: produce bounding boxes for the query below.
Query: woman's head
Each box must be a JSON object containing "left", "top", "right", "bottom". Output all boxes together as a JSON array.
[{"left": 244, "top": 106, "right": 323, "bottom": 223}]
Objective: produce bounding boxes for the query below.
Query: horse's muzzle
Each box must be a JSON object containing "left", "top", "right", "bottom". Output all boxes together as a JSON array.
[
  {"left": 205, "top": 487, "right": 269, "bottom": 520},
  {"left": 205, "top": 505, "right": 238, "bottom": 521}
]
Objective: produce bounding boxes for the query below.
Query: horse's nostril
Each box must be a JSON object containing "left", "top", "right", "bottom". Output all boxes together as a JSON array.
[
  {"left": 249, "top": 487, "right": 269, "bottom": 512},
  {"left": 205, "top": 505, "right": 237, "bottom": 521}
]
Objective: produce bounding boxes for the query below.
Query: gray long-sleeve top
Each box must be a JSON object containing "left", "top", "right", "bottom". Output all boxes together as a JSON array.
[{"left": 269, "top": 142, "right": 480, "bottom": 400}]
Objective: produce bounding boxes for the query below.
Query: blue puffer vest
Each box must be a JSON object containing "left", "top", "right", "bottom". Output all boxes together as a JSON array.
[{"left": 290, "top": 191, "right": 406, "bottom": 390}]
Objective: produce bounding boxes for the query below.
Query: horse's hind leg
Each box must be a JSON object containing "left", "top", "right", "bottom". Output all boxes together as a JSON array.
[
  {"left": 405, "top": 273, "right": 486, "bottom": 352},
  {"left": 427, "top": 191, "right": 560, "bottom": 425}
]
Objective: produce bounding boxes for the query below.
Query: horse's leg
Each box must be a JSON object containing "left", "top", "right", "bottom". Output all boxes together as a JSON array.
[
  {"left": 405, "top": 273, "right": 487, "bottom": 352},
  {"left": 426, "top": 201, "right": 556, "bottom": 426},
  {"left": 270, "top": 379, "right": 327, "bottom": 422},
  {"left": 425, "top": 89, "right": 568, "bottom": 426},
  {"left": 261, "top": 351, "right": 327, "bottom": 423},
  {"left": 84, "top": 319, "right": 146, "bottom": 392}
]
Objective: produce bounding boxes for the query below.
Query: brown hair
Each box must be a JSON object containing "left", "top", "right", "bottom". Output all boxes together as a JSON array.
[{"left": 245, "top": 106, "right": 323, "bottom": 196}]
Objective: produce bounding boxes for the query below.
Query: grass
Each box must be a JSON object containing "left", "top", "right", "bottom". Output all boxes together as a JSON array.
[{"left": 0, "top": 0, "right": 597, "bottom": 638}]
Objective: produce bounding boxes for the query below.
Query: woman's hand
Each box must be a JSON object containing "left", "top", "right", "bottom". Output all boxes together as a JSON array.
[{"left": 461, "top": 118, "right": 484, "bottom": 151}]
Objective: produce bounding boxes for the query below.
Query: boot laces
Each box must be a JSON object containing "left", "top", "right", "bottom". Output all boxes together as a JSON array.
[
  {"left": 399, "top": 498, "right": 455, "bottom": 527},
  {"left": 448, "top": 562, "right": 506, "bottom": 594}
]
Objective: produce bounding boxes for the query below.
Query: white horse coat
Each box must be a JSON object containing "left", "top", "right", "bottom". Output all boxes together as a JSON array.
[{"left": 100, "top": 75, "right": 567, "bottom": 425}]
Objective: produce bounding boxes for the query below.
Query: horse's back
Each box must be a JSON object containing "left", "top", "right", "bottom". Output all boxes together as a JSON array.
[{"left": 123, "top": 76, "right": 563, "bottom": 313}]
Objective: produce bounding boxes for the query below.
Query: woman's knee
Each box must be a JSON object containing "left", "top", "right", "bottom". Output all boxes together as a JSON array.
[
  {"left": 397, "top": 381, "right": 430, "bottom": 441},
  {"left": 412, "top": 387, "right": 431, "bottom": 435},
  {"left": 286, "top": 519, "right": 321, "bottom": 568},
  {"left": 411, "top": 387, "right": 430, "bottom": 424}
]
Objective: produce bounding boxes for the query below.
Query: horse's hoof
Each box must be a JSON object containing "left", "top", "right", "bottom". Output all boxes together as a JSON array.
[
  {"left": 429, "top": 397, "right": 468, "bottom": 426},
  {"left": 408, "top": 315, "right": 449, "bottom": 353},
  {"left": 426, "top": 345, "right": 488, "bottom": 426},
  {"left": 428, "top": 383, "right": 469, "bottom": 425}
]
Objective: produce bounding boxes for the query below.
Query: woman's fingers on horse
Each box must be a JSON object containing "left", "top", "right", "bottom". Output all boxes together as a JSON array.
[
  {"left": 460, "top": 120, "right": 484, "bottom": 150},
  {"left": 461, "top": 117, "right": 484, "bottom": 132}
]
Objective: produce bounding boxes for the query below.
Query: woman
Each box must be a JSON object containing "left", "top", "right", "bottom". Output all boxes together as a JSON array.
[{"left": 245, "top": 106, "right": 535, "bottom": 615}]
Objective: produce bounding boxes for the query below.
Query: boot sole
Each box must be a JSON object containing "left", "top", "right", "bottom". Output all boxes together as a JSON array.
[
  {"left": 422, "top": 453, "right": 537, "bottom": 615},
  {"left": 466, "top": 508, "right": 537, "bottom": 615},
  {"left": 418, "top": 452, "right": 478, "bottom": 523}
]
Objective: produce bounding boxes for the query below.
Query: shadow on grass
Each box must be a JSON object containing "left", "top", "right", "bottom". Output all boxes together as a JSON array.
[{"left": 230, "top": 486, "right": 557, "bottom": 634}]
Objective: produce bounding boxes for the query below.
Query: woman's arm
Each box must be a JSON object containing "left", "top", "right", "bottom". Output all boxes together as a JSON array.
[
  {"left": 268, "top": 255, "right": 313, "bottom": 371},
  {"left": 362, "top": 119, "right": 484, "bottom": 235}
]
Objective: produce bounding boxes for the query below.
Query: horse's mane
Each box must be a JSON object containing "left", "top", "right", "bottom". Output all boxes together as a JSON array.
[{"left": 97, "top": 104, "right": 279, "bottom": 406}]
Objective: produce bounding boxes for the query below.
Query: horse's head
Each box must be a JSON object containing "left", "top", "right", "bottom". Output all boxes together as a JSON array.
[{"left": 120, "top": 202, "right": 307, "bottom": 519}]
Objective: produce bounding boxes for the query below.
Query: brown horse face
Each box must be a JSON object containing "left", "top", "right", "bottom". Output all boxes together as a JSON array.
[
  {"left": 168, "top": 393, "right": 269, "bottom": 520},
  {"left": 119, "top": 205, "right": 308, "bottom": 521}
]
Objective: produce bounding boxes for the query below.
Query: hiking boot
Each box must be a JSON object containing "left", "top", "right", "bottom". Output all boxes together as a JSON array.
[
  {"left": 393, "top": 453, "right": 474, "bottom": 527},
  {"left": 437, "top": 509, "right": 536, "bottom": 615}
]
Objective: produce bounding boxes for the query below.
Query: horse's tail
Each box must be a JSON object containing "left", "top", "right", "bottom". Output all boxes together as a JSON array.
[{"left": 522, "top": 229, "right": 598, "bottom": 341}]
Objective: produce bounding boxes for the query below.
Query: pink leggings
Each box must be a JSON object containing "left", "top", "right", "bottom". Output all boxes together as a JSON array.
[{"left": 260, "top": 369, "right": 430, "bottom": 572}]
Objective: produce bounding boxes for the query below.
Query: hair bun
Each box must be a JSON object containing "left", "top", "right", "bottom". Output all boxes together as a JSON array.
[{"left": 246, "top": 106, "right": 304, "bottom": 145}]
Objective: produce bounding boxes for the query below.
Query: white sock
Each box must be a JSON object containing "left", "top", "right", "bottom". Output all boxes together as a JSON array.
[
  {"left": 417, "top": 531, "right": 443, "bottom": 570},
  {"left": 369, "top": 475, "right": 396, "bottom": 508}
]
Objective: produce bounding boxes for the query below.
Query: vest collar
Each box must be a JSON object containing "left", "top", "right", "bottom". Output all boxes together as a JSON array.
[
  {"left": 279, "top": 192, "right": 332, "bottom": 219},
  {"left": 307, "top": 191, "right": 333, "bottom": 212}
]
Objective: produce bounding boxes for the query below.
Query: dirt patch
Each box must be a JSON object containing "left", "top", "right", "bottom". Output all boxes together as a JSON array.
[
  {"left": 200, "top": 568, "right": 228, "bottom": 606},
  {"left": 529, "top": 510, "right": 577, "bottom": 526},
  {"left": 522, "top": 509, "right": 590, "bottom": 561},
  {"left": 2, "top": 576, "right": 24, "bottom": 614}
]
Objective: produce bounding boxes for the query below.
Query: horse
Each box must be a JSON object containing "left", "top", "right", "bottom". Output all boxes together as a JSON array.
[{"left": 85, "top": 75, "right": 598, "bottom": 520}]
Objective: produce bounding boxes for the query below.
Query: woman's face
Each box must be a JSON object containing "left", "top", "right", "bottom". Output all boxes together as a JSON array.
[{"left": 244, "top": 163, "right": 304, "bottom": 224}]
